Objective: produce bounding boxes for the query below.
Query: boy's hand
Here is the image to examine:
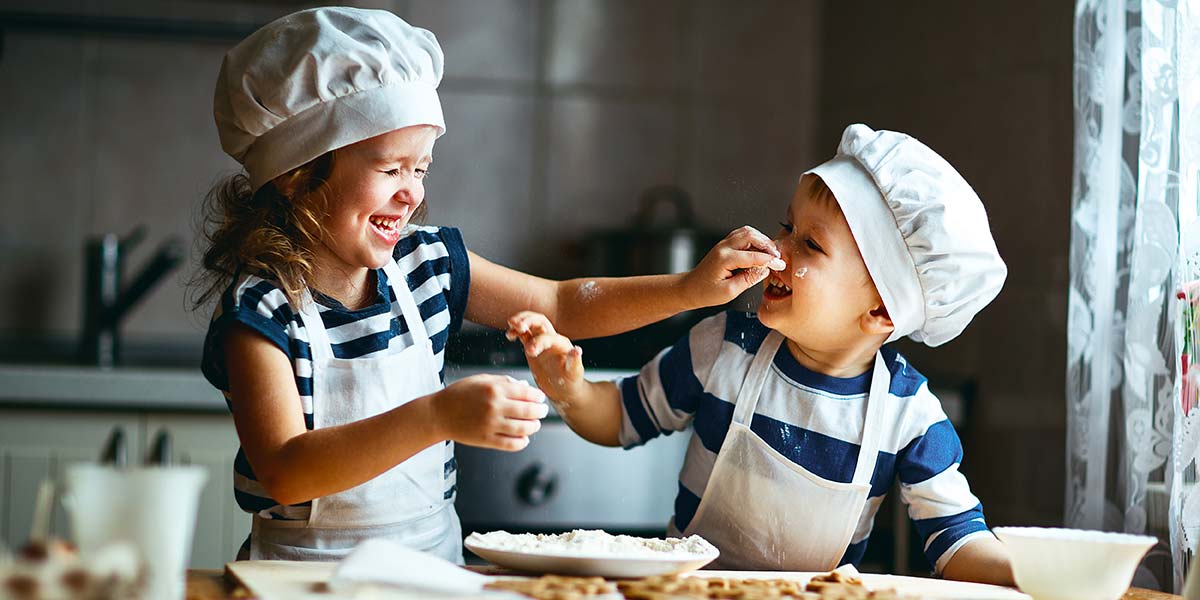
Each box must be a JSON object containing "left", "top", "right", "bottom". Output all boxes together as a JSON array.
[
  {"left": 432, "top": 374, "right": 548, "bottom": 451},
  {"left": 506, "top": 311, "right": 586, "bottom": 407},
  {"left": 684, "top": 226, "right": 786, "bottom": 307}
]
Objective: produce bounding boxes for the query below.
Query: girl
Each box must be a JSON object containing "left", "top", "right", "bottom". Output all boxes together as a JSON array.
[{"left": 196, "top": 7, "right": 784, "bottom": 563}]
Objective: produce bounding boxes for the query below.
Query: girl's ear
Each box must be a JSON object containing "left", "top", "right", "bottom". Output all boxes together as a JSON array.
[{"left": 861, "top": 302, "right": 895, "bottom": 336}]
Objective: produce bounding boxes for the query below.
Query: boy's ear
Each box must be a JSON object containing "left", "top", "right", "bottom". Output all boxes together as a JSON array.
[{"left": 861, "top": 302, "right": 895, "bottom": 336}]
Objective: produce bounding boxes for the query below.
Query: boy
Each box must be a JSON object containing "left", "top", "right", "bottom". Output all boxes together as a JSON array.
[{"left": 507, "top": 124, "right": 1014, "bottom": 584}]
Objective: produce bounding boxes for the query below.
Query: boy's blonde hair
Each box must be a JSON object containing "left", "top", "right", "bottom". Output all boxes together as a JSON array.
[{"left": 799, "top": 173, "right": 839, "bottom": 208}]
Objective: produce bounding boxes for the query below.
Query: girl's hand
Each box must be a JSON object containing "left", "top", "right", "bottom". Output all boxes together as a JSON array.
[
  {"left": 431, "top": 374, "right": 548, "bottom": 451},
  {"left": 506, "top": 311, "right": 586, "bottom": 407},
  {"left": 683, "top": 226, "right": 786, "bottom": 307}
]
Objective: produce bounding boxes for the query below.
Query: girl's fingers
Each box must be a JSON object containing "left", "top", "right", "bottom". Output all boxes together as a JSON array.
[
  {"left": 727, "top": 226, "right": 780, "bottom": 257},
  {"left": 491, "top": 435, "right": 530, "bottom": 452},
  {"left": 724, "top": 250, "right": 786, "bottom": 273},
  {"left": 504, "top": 399, "right": 550, "bottom": 420},
  {"left": 497, "top": 379, "right": 547, "bottom": 404},
  {"left": 496, "top": 416, "right": 542, "bottom": 438},
  {"left": 735, "top": 267, "right": 770, "bottom": 289}
]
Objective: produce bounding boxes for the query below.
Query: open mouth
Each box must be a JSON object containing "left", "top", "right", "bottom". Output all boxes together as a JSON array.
[
  {"left": 369, "top": 214, "right": 403, "bottom": 244},
  {"left": 763, "top": 278, "right": 792, "bottom": 301}
]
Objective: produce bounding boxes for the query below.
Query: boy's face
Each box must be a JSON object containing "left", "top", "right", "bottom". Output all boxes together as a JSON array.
[{"left": 759, "top": 180, "right": 887, "bottom": 352}]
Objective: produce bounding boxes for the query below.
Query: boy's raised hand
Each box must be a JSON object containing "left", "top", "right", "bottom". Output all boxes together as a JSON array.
[
  {"left": 506, "top": 311, "right": 586, "bottom": 406},
  {"left": 684, "top": 226, "right": 786, "bottom": 308}
]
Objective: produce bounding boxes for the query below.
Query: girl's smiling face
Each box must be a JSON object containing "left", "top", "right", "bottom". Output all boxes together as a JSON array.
[
  {"left": 759, "top": 176, "right": 889, "bottom": 354},
  {"left": 316, "top": 125, "right": 437, "bottom": 276}
]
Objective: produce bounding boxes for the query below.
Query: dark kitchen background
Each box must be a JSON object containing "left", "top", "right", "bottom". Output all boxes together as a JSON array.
[{"left": 0, "top": 0, "right": 1071, "bottom": 573}]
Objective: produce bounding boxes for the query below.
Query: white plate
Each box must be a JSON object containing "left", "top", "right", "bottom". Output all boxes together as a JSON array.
[{"left": 464, "top": 540, "right": 719, "bottom": 578}]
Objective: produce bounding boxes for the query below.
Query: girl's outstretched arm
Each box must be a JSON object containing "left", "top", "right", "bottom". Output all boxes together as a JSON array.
[
  {"left": 465, "top": 226, "right": 785, "bottom": 339},
  {"left": 225, "top": 325, "right": 547, "bottom": 506}
]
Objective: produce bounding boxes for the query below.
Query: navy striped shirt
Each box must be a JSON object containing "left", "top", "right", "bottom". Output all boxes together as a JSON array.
[
  {"left": 618, "top": 311, "right": 990, "bottom": 573},
  {"left": 201, "top": 225, "right": 470, "bottom": 520}
]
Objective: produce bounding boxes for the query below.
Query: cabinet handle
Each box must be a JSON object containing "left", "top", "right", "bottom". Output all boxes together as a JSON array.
[
  {"left": 147, "top": 429, "right": 172, "bottom": 466},
  {"left": 99, "top": 427, "right": 127, "bottom": 467}
]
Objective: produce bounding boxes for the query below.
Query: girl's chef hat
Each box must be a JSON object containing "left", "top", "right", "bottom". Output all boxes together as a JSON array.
[
  {"left": 214, "top": 7, "right": 445, "bottom": 191},
  {"left": 806, "top": 124, "right": 1007, "bottom": 347}
]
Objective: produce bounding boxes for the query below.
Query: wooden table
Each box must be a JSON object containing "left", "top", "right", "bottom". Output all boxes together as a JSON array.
[{"left": 185, "top": 569, "right": 1184, "bottom": 600}]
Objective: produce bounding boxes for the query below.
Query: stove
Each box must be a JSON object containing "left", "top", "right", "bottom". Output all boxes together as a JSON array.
[{"left": 445, "top": 366, "right": 690, "bottom": 538}]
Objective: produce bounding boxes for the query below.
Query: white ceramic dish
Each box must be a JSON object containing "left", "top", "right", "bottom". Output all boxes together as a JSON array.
[
  {"left": 464, "top": 538, "right": 719, "bottom": 578},
  {"left": 993, "top": 526, "right": 1157, "bottom": 600}
]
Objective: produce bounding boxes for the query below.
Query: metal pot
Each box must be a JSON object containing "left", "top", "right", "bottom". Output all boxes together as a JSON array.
[{"left": 584, "top": 185, "right": 723, "bottom": 277}]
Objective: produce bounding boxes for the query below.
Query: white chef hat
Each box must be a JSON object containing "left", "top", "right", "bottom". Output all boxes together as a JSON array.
[
  {"left": 214, "top": 7, "right": 445, "bottom": 192},
  {"left": 805, "top": 124, "right": 1006, "bottom": 347}
]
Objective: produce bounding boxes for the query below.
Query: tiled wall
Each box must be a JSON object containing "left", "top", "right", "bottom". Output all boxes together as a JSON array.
[
  {"left": 820, "top": 2, "right": 1074, "bottom": 527},
  {"left": 0, "top": 0, "right": 822, "bottom": 352},
  {"left": 1, "top": 0, "right": 1079, "bottom": 539}
]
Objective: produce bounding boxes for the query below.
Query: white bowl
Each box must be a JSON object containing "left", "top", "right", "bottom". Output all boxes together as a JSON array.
[{"left": 993, "top": 527, "right": 1156, "bottom": 600}]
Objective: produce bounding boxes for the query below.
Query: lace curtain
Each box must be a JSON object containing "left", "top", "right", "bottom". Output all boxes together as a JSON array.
[{"left": 1067, "top": 0, "right": 1200, "bottom": 592}]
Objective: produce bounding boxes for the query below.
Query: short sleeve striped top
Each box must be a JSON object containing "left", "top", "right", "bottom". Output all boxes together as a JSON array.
[
  {"left": 201, "top": 225, "right": 470, "bottom": 520},
  {"left": 617, "top": 310, "right": 991, "bottom": 574}
]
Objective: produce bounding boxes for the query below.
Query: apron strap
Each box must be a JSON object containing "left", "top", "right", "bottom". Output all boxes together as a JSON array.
[
  {"left": 297, "top": 256, "right": 431, "bottom": 363},
  {"left": 731, "top": 331, "right": 785, "bottom": 427},
  {"left": 732, "top": 331, "right": 887, "bottom": 489},
  {"left": 297, "top": 289, "right": 332, "bottom": 363},
  {"left": 381, "top": 257, "right": 430, "bottom": 346},
  {"left": 851, "top": 351, "right": 888, "bottom": 487}
]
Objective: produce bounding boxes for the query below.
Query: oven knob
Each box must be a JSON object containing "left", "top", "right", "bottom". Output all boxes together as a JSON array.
[{"left": 516, "top": 463, "right": 558, "bottom": 506}]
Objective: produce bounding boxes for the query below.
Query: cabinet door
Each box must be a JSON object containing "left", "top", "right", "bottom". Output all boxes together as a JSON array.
[
  {"left": 0, "top": 409, "right": 141, "bottom": 547},
  {"left": 142, "top": 413, "right": 248, "bottom": 569}
]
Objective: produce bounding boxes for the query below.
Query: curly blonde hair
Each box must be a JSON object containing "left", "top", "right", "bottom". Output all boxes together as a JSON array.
[
  {"left": 193, "top": 153, "right": 337, "bottom": 310},
  {"left": 194, "top": 150, "right": 431, "bottom": 311}
]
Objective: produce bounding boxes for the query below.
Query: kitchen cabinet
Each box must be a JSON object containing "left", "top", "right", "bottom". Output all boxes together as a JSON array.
[
  {"left": 142, "top": 413, "right": 250, "bottom": 569},
  {"left": 0, "top": 409, "right": 141, "bottom": 548},
  {"left": 0, "top": 407, "right": 248, "bottom": 569}
]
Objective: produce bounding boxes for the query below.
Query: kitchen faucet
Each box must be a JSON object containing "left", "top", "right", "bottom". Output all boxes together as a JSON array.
[{"left": 79, "top": 226, "right": 184, "bottom": 368}]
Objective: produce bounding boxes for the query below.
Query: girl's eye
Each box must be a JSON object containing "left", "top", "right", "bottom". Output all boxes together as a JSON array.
[
  {"left": 778, "top": 221, "right": 794, "bottom": 234},
  {"left": 805, "top": 238, "right": 823, "bottom": 253}
]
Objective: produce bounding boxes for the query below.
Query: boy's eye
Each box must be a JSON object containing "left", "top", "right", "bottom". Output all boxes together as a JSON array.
[
  {"left": 384, "top": 169, "right": 401, "bottom": 177},
  {"left": 415, "top": 168, "right": 429, "bottom": 180},
  {"left": 778, "top": 221, "right": 794, "bottom": 234}
]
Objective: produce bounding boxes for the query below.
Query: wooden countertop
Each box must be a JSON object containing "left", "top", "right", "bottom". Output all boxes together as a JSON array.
[{"left": 185, "top": 569, "right": 1183, "bottom": 600}]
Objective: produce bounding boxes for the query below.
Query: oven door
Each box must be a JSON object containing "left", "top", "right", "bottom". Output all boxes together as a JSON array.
[{"left": 454, "top": 419, "right": 690, "bottom": 535}]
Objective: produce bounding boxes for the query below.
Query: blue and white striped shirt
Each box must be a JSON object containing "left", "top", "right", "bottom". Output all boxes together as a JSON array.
[
  {"left": 618, "top": 311, "right": 990, "bottom": 574},
  {"left": 201, "top": 225, "right": 470, "bottom": 520}
]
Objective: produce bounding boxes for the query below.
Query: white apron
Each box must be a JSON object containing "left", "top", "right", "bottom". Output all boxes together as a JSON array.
[
  {"left": 249, "top": 260, "right": 462, "bottom": 563},
  {"left": 681, "top": 331, "right": 887, "bottom": 571}
]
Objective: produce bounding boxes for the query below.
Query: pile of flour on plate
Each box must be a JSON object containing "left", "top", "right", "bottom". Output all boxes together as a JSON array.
[{"left": 467, "top": 529, "right": 716, "bottom": 558}]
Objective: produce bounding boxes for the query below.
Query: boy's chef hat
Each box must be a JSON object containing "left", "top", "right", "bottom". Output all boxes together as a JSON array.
[
  {"left": 805, "top": 124, "right": 1006, "bottom": 347},
  {"left": 214, "top": 7, "right": 445, "bottom": 192}
]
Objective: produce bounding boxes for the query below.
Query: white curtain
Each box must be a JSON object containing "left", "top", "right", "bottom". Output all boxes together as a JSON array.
[{"left": 1068, "top": 0, "right": 1200, "bottom": 592}]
